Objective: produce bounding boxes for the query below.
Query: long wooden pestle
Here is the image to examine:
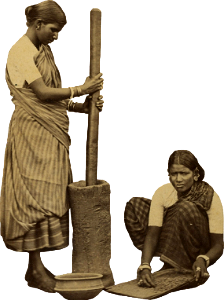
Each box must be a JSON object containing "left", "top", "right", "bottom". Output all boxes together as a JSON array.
[{"left": 86, "top": 9, "right": 101, "bottom": 186}]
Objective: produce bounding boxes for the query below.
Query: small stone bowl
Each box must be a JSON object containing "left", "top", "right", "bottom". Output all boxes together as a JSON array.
[{"left": 55, "top": 273, "right": 104, "bottom": 300}]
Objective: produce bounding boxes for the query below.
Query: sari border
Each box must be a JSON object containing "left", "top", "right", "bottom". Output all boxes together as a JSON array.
[{"left": 157, "top": 253, "right": 189, "bottom": 272}]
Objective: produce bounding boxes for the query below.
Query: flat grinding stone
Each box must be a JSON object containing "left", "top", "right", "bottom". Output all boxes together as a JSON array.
[{"left": 106, "top": 269, "right": 203, "bottom": 299}]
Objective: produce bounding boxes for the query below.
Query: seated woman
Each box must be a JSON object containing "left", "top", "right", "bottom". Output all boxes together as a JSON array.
[{"left": 124, "top": 150, "right": 223, "bottom": 287}]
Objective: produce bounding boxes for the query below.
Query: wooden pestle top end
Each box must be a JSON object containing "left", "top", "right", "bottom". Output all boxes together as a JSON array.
[{"left": 91, "top": 8, "right": 101, "bottom": 13}]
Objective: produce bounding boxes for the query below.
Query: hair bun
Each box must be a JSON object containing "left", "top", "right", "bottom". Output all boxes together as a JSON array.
[{"left": 25, "top": 6, "right": 33, "bottom": 16}]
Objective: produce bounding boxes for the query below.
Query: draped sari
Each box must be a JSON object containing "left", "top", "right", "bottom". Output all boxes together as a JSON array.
[
  {"left": 124, "top": 181, "right": 214, "bottom": 270},
  {"left": 0, "top": 43, "right": 72, "bottom": 252}
]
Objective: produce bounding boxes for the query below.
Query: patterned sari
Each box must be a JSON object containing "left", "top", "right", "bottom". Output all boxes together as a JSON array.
[
  {"left": 124, "top": 181, "right": 214, "bottom": 270},
  {"left": 0, "top": 44, "right": 72, "bottom": 252}
]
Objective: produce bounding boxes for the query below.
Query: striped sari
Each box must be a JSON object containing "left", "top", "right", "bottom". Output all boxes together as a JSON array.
[
  {"left": 0, "top": 44, "right": 72, "bottom": 252},
  {"left": 124, "top": 182, "right": 213, "bottom": 270}
]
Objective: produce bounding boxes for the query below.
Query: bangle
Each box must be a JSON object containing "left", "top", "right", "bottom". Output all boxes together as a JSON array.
[
  {"left": 69, "top": 87, "right": 75, "bottom": 99},
  {"left": 142, "top": 262, "right": 150, "bottom": 266},
  {"left": 196, "top": 255, "right": 210, "bottom": 268},
  {"left": 137, "top": 264, "right": 152, "bottom": 273},
  {"left": 67, "top": 100, "right": 77, "bottom": 112}
]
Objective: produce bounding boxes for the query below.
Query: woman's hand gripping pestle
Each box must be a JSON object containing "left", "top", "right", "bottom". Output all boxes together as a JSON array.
[{"left": 80, "top": 72, "right": 104, "bottom": 95}]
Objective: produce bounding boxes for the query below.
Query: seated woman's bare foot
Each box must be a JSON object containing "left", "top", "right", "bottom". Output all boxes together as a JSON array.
[{"left": 25, "top": 267, "right": 55, "bottom": 282}]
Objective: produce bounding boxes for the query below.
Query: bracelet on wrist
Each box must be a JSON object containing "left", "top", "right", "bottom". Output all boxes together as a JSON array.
[
  {"left": 196, "top": 255, "right": 210, "bottom": 268},
  {"left": 67, "top": 100, "right": 77, "bottom": 112},
  {"left": 69, "top": 86, "right": 82, "bottom": 99},
  {"left": 69, "top": 87, "right": 75, "bottom": 99},
  {"left": 137, "top": 264, "right": 152, "bottom": 273}
]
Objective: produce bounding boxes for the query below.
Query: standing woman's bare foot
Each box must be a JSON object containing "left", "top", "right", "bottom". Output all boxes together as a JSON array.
[
  {"left": 26, "top": 251, "right": 56, "bottom": 293},
  {"left": 28, "top": 269, "right": 56, "bottom": 293}
]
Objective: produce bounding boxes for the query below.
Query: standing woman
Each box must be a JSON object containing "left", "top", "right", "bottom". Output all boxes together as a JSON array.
[{"left": 0, "top": 1, "right": 104, "bottom": 293}]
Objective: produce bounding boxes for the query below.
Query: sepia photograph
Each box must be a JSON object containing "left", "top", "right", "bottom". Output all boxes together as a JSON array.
[{"left": 0, "top": 1, "right": 223, "bottom": 300}]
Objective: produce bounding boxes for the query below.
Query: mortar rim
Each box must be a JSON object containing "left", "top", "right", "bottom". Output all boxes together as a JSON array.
[{"left": 55, "top": 273, "right": 103, "bottom": 281}]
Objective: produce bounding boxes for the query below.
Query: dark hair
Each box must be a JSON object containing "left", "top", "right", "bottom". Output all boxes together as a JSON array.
[
  {"left": 25, "top": 1, "right": 67, "bottom": 28},
  {"left": 168, "top": 150, "right": 205, "bottom": 181}
]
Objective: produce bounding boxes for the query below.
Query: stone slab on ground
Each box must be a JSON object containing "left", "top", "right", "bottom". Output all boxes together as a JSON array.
[{"left": 106, "top": 269, "right": 201, "bottom": 299}]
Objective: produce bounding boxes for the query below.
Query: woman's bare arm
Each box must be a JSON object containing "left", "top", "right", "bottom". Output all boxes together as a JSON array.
[
  {"left": 29, "top": 73, "right": 103, "bottom": 101},
  {"left": 30, "top": 78, "right": 71, "bottom": 101},
  {"left": 139, "top": 226, "right": 162, "bottom": 287},
  {"left": 141, "top": 226, "right": 162, "bottom": 264},
  {"left": 192, "top": 233, "right": 223, "bottom": 282},
  {"left": 206, "top": 233, "right": 223, "bottom": 265}
]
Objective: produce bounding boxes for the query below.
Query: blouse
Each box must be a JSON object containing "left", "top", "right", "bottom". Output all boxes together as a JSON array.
[
  {"left": 7, "top": 35, "right": 42, "bottom": 88},
  {"left": 148, "top": 183, "right": 223, "bottom": 234}
]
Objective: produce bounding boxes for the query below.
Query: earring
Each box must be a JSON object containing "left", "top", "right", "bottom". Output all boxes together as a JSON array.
[
  {"left": 36, "top": 25, "right": 40, "bottom": 30},
  {"left": 194, "top": 176, "right": 199, "bottom": 181}
]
